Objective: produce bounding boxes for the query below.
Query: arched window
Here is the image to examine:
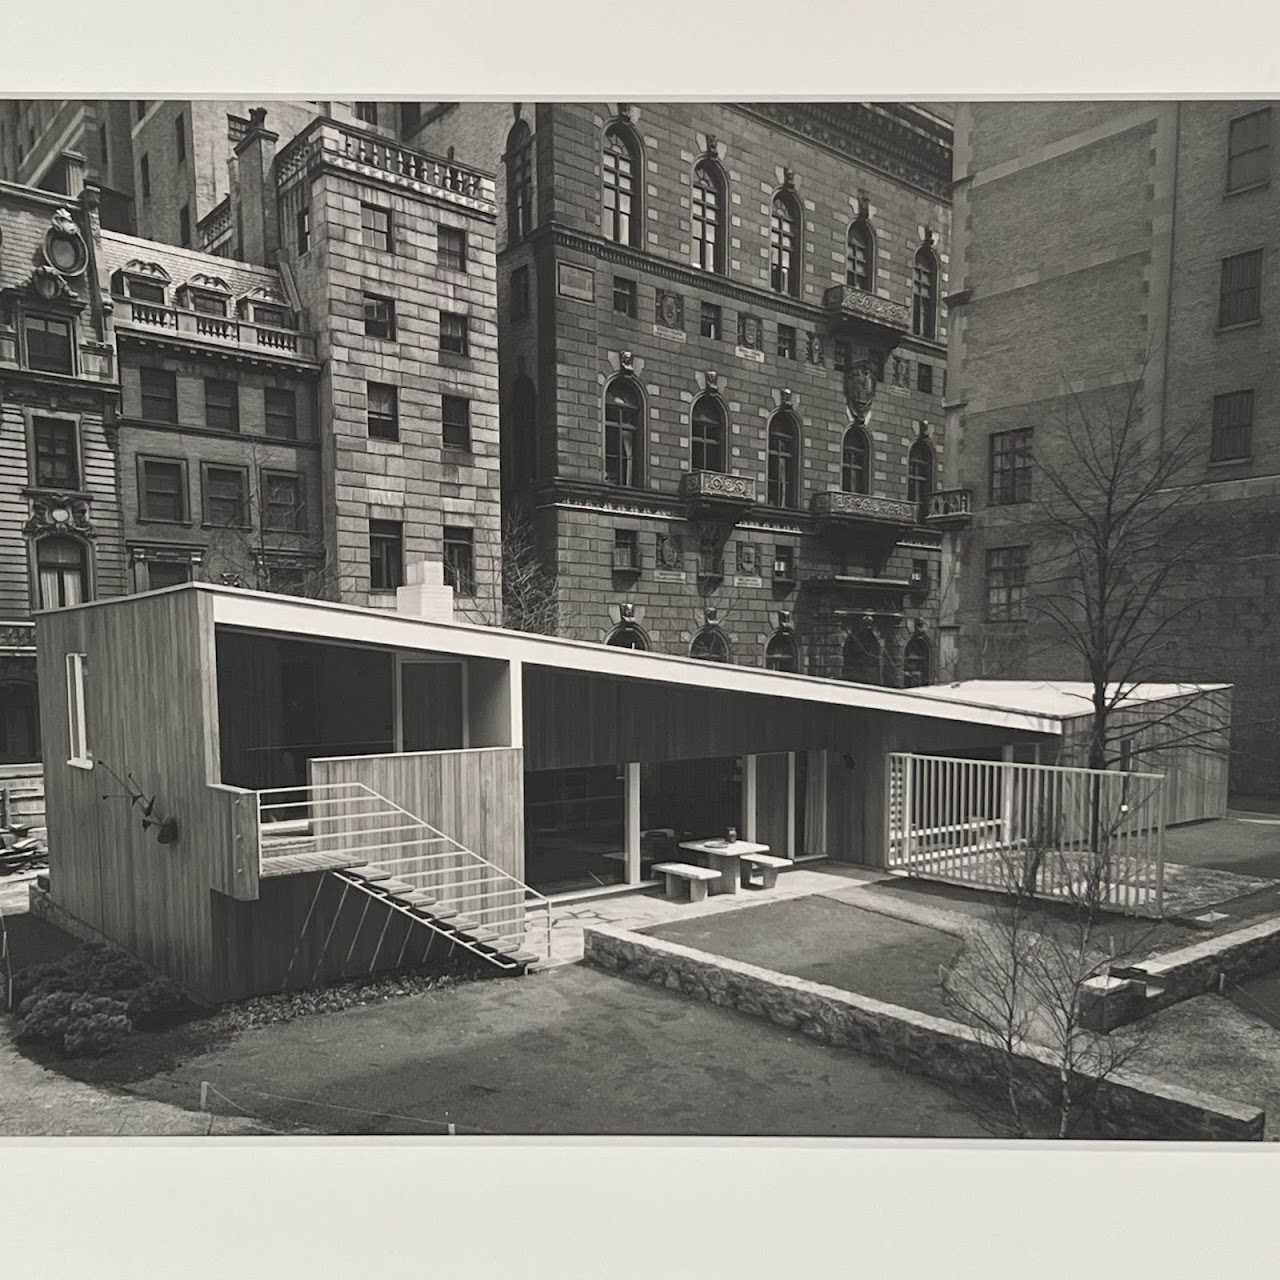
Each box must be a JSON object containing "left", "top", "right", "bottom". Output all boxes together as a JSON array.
[
  {"left": 0, "top": 678, "right": 40, "bottom": 764},
  {"left": 842, "top": 626, "right": 882, "bottom": 685},
  {"left": 847, "top": 220, "right": 873, "bottom": 291},
  {"left": 691, "top": 159, "right": 725, "bottom": 273},
  {"left": 908, "top": 437, "right": 934, "bottom": 508},
  {"left": 607, "top": 622, "right": 648, "bottom": 650},
  {"left": 764, "top": 630, "right": 799, "bottom": 673},
  {"left": 842, "top": 425, "right": 870, "bottom": 494},
  {"left": 512, "top": 375, "right": 537, "bottom": 482},
  {"left": 690, "top": 626, "right": 730, "bottom": 663},
  {"left": 604, "top": 376, "right": 643, "bottom": 487},
  {"left": 505, "top": 120, "right": 533, "bottom": 244},
  {"left": 602, "top": 123, "right": 640, "bottom": 247},
  {"left": 690, "top": 394, "right": 726, "bottom": 473},
  {"left": 913, "top": 245, "right": 938, "bottom": 339},
  {"left": 36, "top": 536, "right": 88, "bottom": 609},
  {"left": 770, "top": 192, "right": 801, "bottom": 296},
  {"left": 767, "top": 413, "right": 799, "bottom": 509},
  {"left": 903, "top": 634, "right": 931, "bottom": 688}
]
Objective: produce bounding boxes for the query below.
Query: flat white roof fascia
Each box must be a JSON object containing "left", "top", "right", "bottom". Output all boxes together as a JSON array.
[
  {"left": 206, "top": 586, "right": 1061, "bottom": 736},
  {"left": 897, "top": 679, "right": 1233, "bottom": 722}
]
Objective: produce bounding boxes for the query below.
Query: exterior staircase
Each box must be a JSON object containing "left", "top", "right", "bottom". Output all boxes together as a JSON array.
[{"left": 258, "top": 782, "right": 554, "bottom": 975}]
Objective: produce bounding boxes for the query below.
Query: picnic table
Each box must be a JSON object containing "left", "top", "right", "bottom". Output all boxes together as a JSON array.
[{"left": 679, "top": 838, "right": 770, "bottom": 896}]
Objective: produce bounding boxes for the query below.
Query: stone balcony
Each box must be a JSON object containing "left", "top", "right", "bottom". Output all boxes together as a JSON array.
[
  {"left": 112, "top": 296, "right": 318, "bottom": 363},
  {"left": 680, "top": 470, "right": 758, "bottom": 521},
  {"left": 811, "top": 490, "right": 917, "bottom": 528},
  {"left": 821, "top": 284, "right": 910, "bottom": 339},
  {"left": 924, "top": 488, "right": 974, "bottom": 528}
]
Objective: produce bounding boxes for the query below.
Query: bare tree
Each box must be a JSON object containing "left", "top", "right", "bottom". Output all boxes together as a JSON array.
[{"left": 452, "top": 499, "right": 558, "bottom": 635}]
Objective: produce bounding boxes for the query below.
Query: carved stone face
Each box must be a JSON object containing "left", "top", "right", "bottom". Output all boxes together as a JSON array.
[{"left": 844, "top": 358, "right": 879, "bottom": 418}]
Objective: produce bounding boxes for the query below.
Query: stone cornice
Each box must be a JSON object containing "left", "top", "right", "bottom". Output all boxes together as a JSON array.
[{"left": 730, "top": 103, "right": 953, "bottom": 201}]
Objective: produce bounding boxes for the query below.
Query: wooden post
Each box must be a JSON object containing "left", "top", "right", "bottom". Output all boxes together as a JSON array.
[
  {"left": 1001, "top": 744, "right": 1015, "bottom": 849},
  {"left": 624, "top": 761, "right": 641, "bottom": 885},
  {"left": 785, "top": 751, "right": 797, "bottom": 858},
  {"left": 741, "top": 754, "right": 757, "bottom": 842}
]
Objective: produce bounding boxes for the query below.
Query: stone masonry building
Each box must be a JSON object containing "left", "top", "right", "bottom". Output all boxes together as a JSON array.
[{"left": 944, "top": 101, "right": 1279, "bottom": 794}]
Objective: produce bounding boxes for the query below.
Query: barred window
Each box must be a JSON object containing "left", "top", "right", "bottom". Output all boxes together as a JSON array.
[
  {"left": 1210, "top": 390, "right": 1253, "bottom": 462},
  {"left": 1219, "top": 249, "right": 1263, "bottom": 326},
  {"left": 986, "top": 546, "right": 1028, "bottom": 622},
  {"left": 989, "top": 428, "right": 1034, "bottom": 505}
]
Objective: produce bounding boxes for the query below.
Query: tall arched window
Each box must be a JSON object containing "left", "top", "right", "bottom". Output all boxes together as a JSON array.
[
  {"left": 913, "top": 245, "right": 938, "bottom": 338},
  {"left": 908, "top": 437, "right": 934, "bottom": 508},
  {"left": 36, "top": 536, "right": 88, "bottom": 609},
  {"left": 767, "top": 413, "right": 799, "bottom": 509},
  {"left": 602, "top": 123, "right": 640, "bottom": 247},
  {"left": 691, "top": 159, "right": 725, "bottom": 273},
  {"left": 847, "top": 220, "right": 873, "bottom": 291},
  {"left": 770, "top": 191, "right": 801, "bottom": 296},
  {"left": 842, "top": 425, "right": 870, "bottom": 494},
  {"left": 764, "top": 630, "right": 799, "bottom": 673},
  {"left": 607, "top": 622, "right": 649, "bottom": 650},
  {"left": 690, "top": 394, "right": 726, "bottom": 473},
  {"left": 604, "top": 376, "right": 643, "bottom": 487},
  {"left": 512, "top": 375, "right": 537, "bottom": 482},
  {"left": 690, "top": 626, "right": 730, "bottom": 662},
  {"left": 505, "top": 121, "right": 533, "bottom": 243},
  {"left": 903, "top": 634, "right": 931, "bottom": 688},
  {"left": 842, "top": 626, "right": 882, "bottom": 685}
]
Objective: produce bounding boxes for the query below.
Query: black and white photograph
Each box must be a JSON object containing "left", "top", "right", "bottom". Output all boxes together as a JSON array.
[{"left": 3, "top": 3, "right": 1280, "bottom": 1274}]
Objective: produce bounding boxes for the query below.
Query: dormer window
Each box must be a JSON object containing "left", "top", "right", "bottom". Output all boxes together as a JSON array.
[
  {"left": 237, "top": 288, "right": 291, "bottom": 329},
  {"left": 190, "top": 293, "right": 227, "bottom": 316},
  {"left": 179, "top": 273, "right": 232, "bottom": 318},
  {"left": 114, "top": 260, "right": 171, "bottom": 306},
  {"left": 254, "top": 304, "right": 287, "bottom": 328}
]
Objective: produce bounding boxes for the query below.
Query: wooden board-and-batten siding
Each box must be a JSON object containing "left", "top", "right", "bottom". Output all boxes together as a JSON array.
[{"left": 36, "top": 590, "right": 258, "bottom": 1002}]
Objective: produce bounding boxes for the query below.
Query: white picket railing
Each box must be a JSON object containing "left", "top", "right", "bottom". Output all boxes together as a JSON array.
[{"left": 886, "top": 753, "right": 1167, "bottom": 916}]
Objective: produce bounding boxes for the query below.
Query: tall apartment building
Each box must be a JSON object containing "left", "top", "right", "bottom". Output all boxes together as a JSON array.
[
  {"left": 0, "top": 103, "right": 502, "bottom": 770},
  {"left": 419, "top": 101, "right": 957, "bottom": 682},
  {"left": 944, "top": 101, "right": 1278, "bottom": 794}
]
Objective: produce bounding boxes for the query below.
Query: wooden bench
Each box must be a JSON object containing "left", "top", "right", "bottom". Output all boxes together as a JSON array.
[
  {"left": 651, "top": 862, "right": 723, "bottom": 904},
  {"left": 739, "top": 852, "right": 793, "bottom": 890}
]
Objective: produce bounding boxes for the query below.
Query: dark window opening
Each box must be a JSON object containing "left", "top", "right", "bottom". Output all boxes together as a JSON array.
[
  {"left": 842, "top": 426, "right": 870, "bottom": 495},
  {"left": 204, "top": 379, "right": 240, "bottom": 432},
  {"left": 363, "top": 293, "right": 396, "bottom": 339},
  {"left": 1211, "top": 389, "right": 1254, "bottom": 461},
  {"left": 442, "top": 395, "right": 471, "bottom": 451},
  {"left": 443, "top": 526, "right": 476, "bottom": 597},
  {"left": 25, "top": 314, "right": 73, "bottom": 374},
  {"left": 767, "top": 413, "right": 798, "bottom": 508},
  {"left": 989, "top": 428, "right": 1034, "bottom": 505},
  {"left": 204, "top": 465, "right": 248, "bottom": 528},
  {"left": 264, "top": 387, "right": 300, "bottom": 440},
  {"left": 140, "top": 459, "right": 186, "bottom": 522},
  {"left": 33, "top": 417, "right": 79, "bottom": 489},
  {"left": 440, "top": 312, "right": 469, "bottom": 355},
  {"left": 369, "top": 519, "right": 403, "bottom": 591},
  {"left": 690, "top": 395, "right": 727, "bottom": 473},
  {"left": 367, "top": 382, "right": 399, "bottom": 441},
  {"left": 604, "top": 377, "right": 643, "bottom": 487},
  {"left": 139, "top": 367, "right": 178, "bottom": 422}
]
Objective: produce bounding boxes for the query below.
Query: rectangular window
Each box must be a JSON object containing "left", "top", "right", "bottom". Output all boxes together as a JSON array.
[
  {"left": 179, "top": 204, "right": 191, "bottom": 247},
  {"left": 253, "top": 304, "right": 287, "bottom": 329},
  {"left": 367, "top": 382, "right": 399, "bottom": 441},
  {"left": 263, "top": 471, "right": 306, "bottom": 532},
  {"left": 140, "top": 154, "right": 150, "bottom": 198},
  {"left": 917, "top": 362, "right": 934, "bottom": 394},
  {"left": 1219, "top": 249, "right": 1263, "bottom": 327},
  {"left": 989, "top": 428, "right": 1034, "bottom": 505},
  {"left": 773, "top": 545, "right": 795, "bottom": 581},
  {"left": 355, "top": 102, "right": 379, "bottom": 125},
  {"left": 363, "top": 292, "right": 396, "bottom": 339},
  {"left": 203, "top": 464, "right": 248, "bottom": 528},
  {"left": 442, "top": 395, "right": 471, "bottom": 451},
  {"left": 439, "top": 312, "right": 468, "bottom": 355},
  {"left": 147, "top": 560, "right": 192, "bottom": 590},
  {"left": 361, "top": 203, "right": 392, "bottom": 251},
  {"left": 24, "top": 314, "right": 73, "bottom": 374},
  {"left": 174, "top": 112, "right": 186, "bottom": 162},
  {"left": 139, "top": 367, "right": 178, "bottom": 422},
  {"left": 66, "top": 653, "right": 90, "bottom": 768},
  {"left": 296, "top": 205, "right": 310, "bottom": 254},
  {"left": 613, "top": 276, "right": 637, "bottom": 318},
  {"left": 613, "top": 529, "right": 640, "bottom": 570},
  {"left": 986, "top": 546, "right": 1029, "bottom": 622},
  {"left": 443, "top": 526, "right": 476, "bottom": 598},
  {"left": 139, "top": 458, "right": 186, "bottom": 522},
  {"left": 1210, "top": 389, "right": 1254, "bottom": 462},
  {"left": 700, "top": 301, "right": 722, "bottom": 340},
  {"left": 438, "top": 225, "right": 467, "bottom": 272},
  {"left": 510, "top": 265, "right": 530, "bottom": 321},
  {"left": 190, "top": 292, "right": 227, "bottom": 317},
  {"left": 1228, "top": 108, "right": 1271, "bottom": 192},
  {"left": 264, "top": 387, "right": 299, "bottom": 440},
  {"left": 369, "top": 519, "right": 403, "bottom": 591},
  {"left": 834, "top": 339, "right": 851, "bottom": 372},
  {"left": 777, "top": 323, "right": 797, "bottom": 360},
  {"left": 204, "top": 379, "right": 240, "bottom": 432},
  {"left": 33, "top": 417, "right": 80, "bottom": 489}
]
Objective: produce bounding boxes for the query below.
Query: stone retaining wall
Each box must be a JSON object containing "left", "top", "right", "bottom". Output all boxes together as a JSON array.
[
  {"left": 584, "top": 924, "right": 1265, "bottom": 1141},
  {"left": 1137, "top": 916, "right": 1280, "bottom": 1019}
]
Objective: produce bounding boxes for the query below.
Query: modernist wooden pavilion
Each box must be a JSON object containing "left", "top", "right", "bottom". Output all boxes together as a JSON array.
[{"left": 35, "top": 584, "right": 1222, "bottom": 1001}]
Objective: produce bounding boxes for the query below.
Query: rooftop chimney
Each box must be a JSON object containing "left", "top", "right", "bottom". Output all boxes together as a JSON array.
[
  {"left": 396, "top": 560, "right": 456, "bottom": 624},
  {"left": 234, "top": 108, "right": 279, "bottom": 266}
]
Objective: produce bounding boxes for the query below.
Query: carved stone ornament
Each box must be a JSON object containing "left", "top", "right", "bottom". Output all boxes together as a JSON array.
[
  {"left": 24, "top": 264, "right": 78, "bottom": 303},
  {"left": 705, "top": 134, "right": 719, "bottom": 159},
  {"left": 23, "top": 495, "right": 95, "bottom": 540},
  {"left": 43, "top": 208, "right": 88, "bottom": 277},
  {"left": 737, "top": 542, "right": 759, "bottom": 575},
  {"left": 844, "top": 358, "right": 879, "bottom": 419},
  {"left": 738, "top": 314, "right": 763, "bottom": 350},
  {"left": 780, "top": 387, "right": 793, "bottom": 408},
  {"left": 655, "top": 289, "right": 683, "bottom": 330},
  {"left": 657, "top": 533, "right": 683, "bottom": 569},
  {"left": 619, "top": 349, "right": 634, "bottom": 371},
  {"left": 705, "top": 370, "right": 719, "bottom": 390},
  {"left": 783, "top": 168, "right": 796, "bottom": 189},
  {"left": 807, "top": 334, "right": 824, "bottom": 366}
]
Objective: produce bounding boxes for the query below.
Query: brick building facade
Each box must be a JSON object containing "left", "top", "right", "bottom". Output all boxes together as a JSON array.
[
  {"left": 420, "top": 101, "right": 956, "bottom": 681},
  {"left": 944, "top": 101, "right": 1279, "bottom": 794}
]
